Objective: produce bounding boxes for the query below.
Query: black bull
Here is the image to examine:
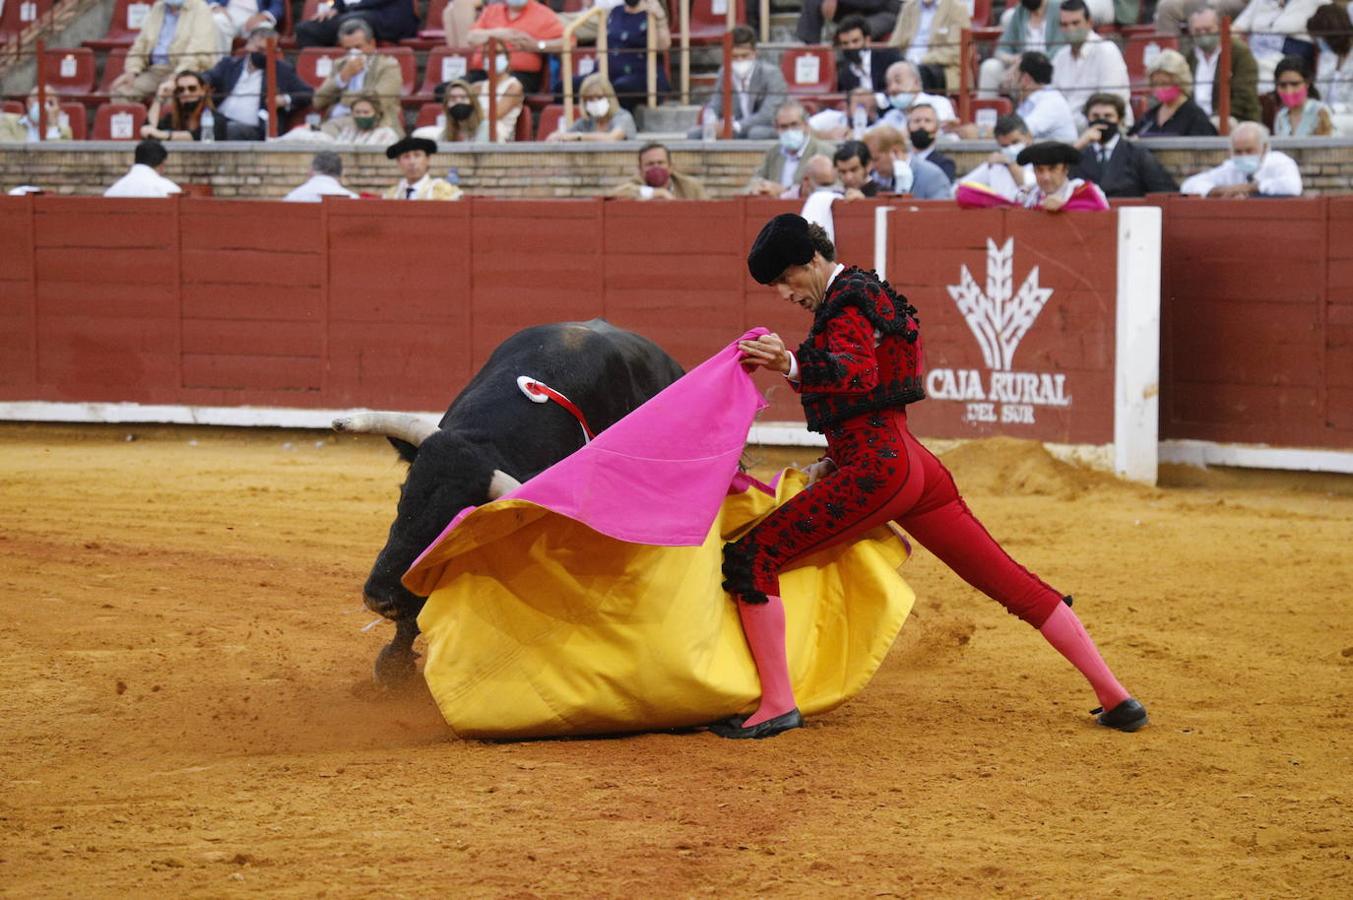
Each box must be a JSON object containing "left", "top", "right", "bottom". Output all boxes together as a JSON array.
[{"left": 333, "top": 320, "right": 685, "bottom": 685}]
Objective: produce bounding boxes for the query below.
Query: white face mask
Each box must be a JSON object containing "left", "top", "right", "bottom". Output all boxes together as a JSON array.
[
  {"left": 505, "top": 0, "right": 528, "bottom": 8},
  {"left": 494, "top": 53, "right": 510, "bottom": 74},
  {"left": 893, "top": 154, "right": 915, "bottom": 193},
  {"left": 585, "top": 98, "right": 610, "bottom": 118},
  {"left": 778, "top": 127, "right": 806, "bottom": 152},
  {"left": 1002, "top": 142, "right": 1026, "bottom": 161},
  {"left": 731, "top": 58, "right": 755, "bottom": 80}
]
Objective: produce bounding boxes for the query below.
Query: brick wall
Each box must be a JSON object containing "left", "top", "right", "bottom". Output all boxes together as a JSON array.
[{"left": 2, "top": 137, "right": 1352, "bottom": 198}]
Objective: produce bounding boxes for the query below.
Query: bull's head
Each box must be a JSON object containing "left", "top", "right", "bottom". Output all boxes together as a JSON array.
[{"left": 333, "top": 413, "right": 521, "bottom": 623}]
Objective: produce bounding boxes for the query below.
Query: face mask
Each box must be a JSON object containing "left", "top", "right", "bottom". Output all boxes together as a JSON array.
[
  {"left": 494, "top": 53, "right": 510, "bottom": 73},
  {"left": 448, "top": 102, "right": 474, "bottom": 121},
  {"left": 893, "top": 157, "right": 915, "bottom": 193},
  {"left": 1278, "top": 85, "right": 1308, "bottom": 108},
  {"left": 779, "top": 128, "right": 806, "bottom": 152},
  {"left": 585, "top": 98, "right": 610, "bottom": 118},
  {"left": 1020, "top": 0, "right": 1041, "bottom": 10},
  {"left": 354, "top": 114, "right": 378, "bottom": 130},
  {"left": 249, "top": 51, "right": 268, "bottom": 69},
  {"left": 623, "top": 0, "right": 642, "bottom": 7},
  {"left": 1001, "top": 141, "right": 1026, "bottom": 161},
  {"left": 843, "top": 48, "right": 862, "bottom": 64},
  {"left": 1151, "top": 86, "right": 1180, "bottom": 105},
  {"left": 1064, "top": 26, "right": 1089, "bottom": 47},
  {"left": 643, "top": 165, "right": 670, "bottom": 188},
  {"left": 909, "top": 128, "right": 934, "bottom": 150},
  {"left": 1089, "top": 117, "right": 1117, "bottom": 141},
  {"left": 178, "top": 97, "right": 200, "bottom": 110},
  {"left": 505, "top": 0, "right": 528, "bottom": 8},
  {"left": 164, "top": 0, "right": 185, "bottom": 8},
  {"left": 1193, "top": 32, "right": 1220, "bottom": 53},
  {"left": 731, "top": 58, "right": 754, "bottom": 79},
  {"left": 27, "top": 102, "right": 40, "bottom": 121},
  {"left": 1231, "top": 153, "right": 1261, "bottom": 175},
  {"left": 889, "top": 91, "right": 915, "bottom": 110}
]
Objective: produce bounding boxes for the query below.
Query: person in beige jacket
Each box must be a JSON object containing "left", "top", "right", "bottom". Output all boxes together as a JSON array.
[
  {"left": 888, "top": 0, "right": 970, "bottom": 94},
  {"left": 313, "top": 18, "right": 404, "bottom": 135},
  {"left": 111, "top": 0, "right": 222, "bottom": 103}
]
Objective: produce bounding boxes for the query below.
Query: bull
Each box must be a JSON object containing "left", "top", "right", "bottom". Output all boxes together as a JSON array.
[{"left": 333, "top": 319, "right": 685, "bottom": 686}]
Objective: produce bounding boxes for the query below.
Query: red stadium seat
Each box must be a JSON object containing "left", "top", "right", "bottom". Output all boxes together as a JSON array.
[
  {"left": 973, "top": 0, "right": 993, "bottom": 26},
  {"left": 59, "top": 102, "right": 89, "bottom": 139},
  {"left": 0, "top": 100, "right": 21, "bottom": 114},
  {"left": 406, "top": 0, "right": 448, "bottom": 45},
  {"left": 1124, "top": 34, "right": 1177, "bottom": 89},
  {"left": 39, "top": 48, "right": 96, "bottom": 96},
  {"left": 91, "top": 102, "right": 147, "bottom": 140},
  {"left": 781, "top": 47, "right": 835, "bottom": 95},
  {"left": 0, "top": 0, "right": 53, "bottom": 42},
  {"left": 677, "top": 0, "right": 745, "bottom": 45},
  {"left": 415, "top": 47, "right": 475, "bottom": 100},
  {"left": 535, "top": 103, "right": 564, "bottom": 140},
  {"left": 83, "top": 0, "right": 153, "bottom": 50},
  {"left": 90, "top": 47, "right": 129, "bottom": 104},
  {"left": 513, "top": 104, "right": 533, "bottom": 141},
  {"left": 295, "top": 47, "right": 346, "bottom": 89},
  {"left": 413, "top": 101, "right": 443, "bottom": 129},
  {"left": 384, "top": 45, "right": 417, "bottom": 95}
]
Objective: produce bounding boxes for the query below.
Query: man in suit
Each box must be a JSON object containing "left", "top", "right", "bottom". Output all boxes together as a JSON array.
[
  {"left": 313, "top": 19, "right": 405, "bottom": 135},
  {"left": 688, "top": 26, "right": 787, "bottom": 140},
  {"left": 295, "top": 0, "right": 417, "bottom": 47},
  {"left": 798, "top": 0, "right": 900, "bottom": 45},
  {"left": 863, "top": 123, "right": 951, "bottom": 198},
  {"left": 835, "top": 15, "right": 902, "bottom": 93},
  {"left": 888, "top": 0, "right": 970, "bottom": 92},
  {"left": 906, "top": 102, "right": 956, "bottom": 182},
  {"left": 744, "top": 101, "right": 837, "bottom": 196},
  {"left": 1071, "top": 93, "right": 1177, "bottom": 197},
  {"left": 1185, "top": 6, "right": 1261, "bottom": 123},
  {"left": 202, "top": 26, "right": 313, "bottom": 139}
]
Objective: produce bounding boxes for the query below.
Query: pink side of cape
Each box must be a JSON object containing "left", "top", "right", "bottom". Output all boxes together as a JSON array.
[{"left": 404, "top": 328, "right": 773, "bottom": 579}]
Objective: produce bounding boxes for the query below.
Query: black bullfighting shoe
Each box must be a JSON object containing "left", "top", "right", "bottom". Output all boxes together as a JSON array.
[
  {"left": 708, "top": 708, "right": 804, "bottom": 740},
  {"left": 1092, "top": 698, "right": 1149, "bottom": 732}
]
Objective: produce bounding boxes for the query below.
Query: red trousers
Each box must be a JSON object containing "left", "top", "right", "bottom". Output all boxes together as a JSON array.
[{"left": 722, "top": 408, "right": 1065, "bottom": 627}]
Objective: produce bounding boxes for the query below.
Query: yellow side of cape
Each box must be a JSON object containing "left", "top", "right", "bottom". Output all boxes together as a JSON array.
[{"left": 416, "top": 470, "right": 914, "bottom": 739}]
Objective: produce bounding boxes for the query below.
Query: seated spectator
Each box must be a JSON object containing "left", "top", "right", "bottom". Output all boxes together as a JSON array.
[
  {"left": 1132, "top": 49, "right": 1218, "bottom": 136},
  {"left": 1074, "top": 93, "right": 1177, "bottom": 196},
  {"left": 1308, "top": 2, "right": 1353, "bottom": 132},
  {"left": 799, "top": 154, "right": 843, "bottom": 239},
  {"left": 1273, "top": 55, "right": 1336, "bottom": 135},
  {"left": 797, "top": 0, "right": 900, "bottom": 45},
  {"left": 111, "top": 0, "right": 221, "bottom": 104},
  {"left": 280, "top": 92, "right": 400, "bottom": 143},
  {"left": 795, "top": 153, "right": 838, "bottom": 199},
  {"left": 284, "top": 150, "right": 358, "bottom": 201},
  {"left": 833, "top": 139, "right": 879, "bottom": 198},
  {"left": 105, "top": 140, "right": 182, "bottom": 197},
  {"left": 1234, "top": 0, "right": 1323, "bottom": 89},
  {"left": 956, "top": 113, "right": 1035, "bottom": 201},
  {"left": 862, "top": 123, "right": 951, "bottom": 198},
  {"left": 383, "top": 136, "right": 461, "bottom": 200},
  {"left": 549, "top": 74, "right": 637, "bottom": 141},
  {"left": 1156, "top": 0, "right": 1246, "bottom": 40},
  {"left": 1015, "top": 140, "right": 1109, "bottom": 210},
  {"left": 1015, "top": 51, "right": 1078, "bottom": 141},
  {"left": 743, "top": 101, "right": 835, "bottom": 197},
  {"left": 313, "top": 20, "right": 404, "bottom": 135},
  {"left": 142, "top": 70, "right": 215, "bottom": 141},
  {"left": 878, "top": 60, "right": 956, "bottom": 129},
  {"left": 1186, "top": 7, "right": 1261, "bottom": 124},
  {"left": 463, "top": 0, "right": 563, "bottom": 95},
  {"left": 979, "top": 0, "right": 1064, "bottom": 100},
  {"left": 0, "top": 88, "right": 73, "bottom": 141},
  {"left": 809, "top": 86, "right": 880, "bottom": 140},
  {"left": 686, "top": 26, "right": 785, "bottom": 140},
  {"left": 1051, "top": 0, "right": 1129, "bottom": 130},
  {"left": 295, "top": 0, "right": 417, "bottom": 48},
  {"left": 1179, "top": 120, "right": 1303, "bottom": 196},
  {"left": 609, "top": 142, "right": 707, "bottom": 199},
  {"left": 207, "top": 0, "right": 284, "bottom": 54},
  {"left": 201, "top": 26, "right": 312, "bottom": 140},
  {"left": 888, "top": 0, "right": 970, "bottom": 93},
  {"left": 604, "top": 0, "right": 671, "bottom": 112},
  {"left": 906, "top": 103, "right": 955, "bottom": 182},
  {"left": 413, "top": 79, "right": 486, "bottom": 142},
  {"left": 835, "top": 15, "right": 901, "bottom": 94}
]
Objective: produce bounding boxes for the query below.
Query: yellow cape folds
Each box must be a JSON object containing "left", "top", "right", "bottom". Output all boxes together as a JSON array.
[{"left": 415, "top": 470, "right": 915, "bottom": 739}]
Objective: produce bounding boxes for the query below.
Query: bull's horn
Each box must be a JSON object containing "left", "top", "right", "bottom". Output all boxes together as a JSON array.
[
  {"left": 331, "top": 412, "right": 438, "bottom": 448},
  {"left": 487, "top": 470, "right": 522, "bottom": 499}
]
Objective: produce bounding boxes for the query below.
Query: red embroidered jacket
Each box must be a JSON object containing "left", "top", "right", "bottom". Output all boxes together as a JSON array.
[{"left": 792, "top": 267, "right": 925, "bottom": 432}]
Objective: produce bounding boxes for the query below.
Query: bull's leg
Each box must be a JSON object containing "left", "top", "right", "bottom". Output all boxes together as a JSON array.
[{"left": 373, "top": 616, "right": 422, "bottom": 687}]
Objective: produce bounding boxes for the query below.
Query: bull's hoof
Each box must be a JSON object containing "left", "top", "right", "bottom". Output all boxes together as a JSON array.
[{"left": 372, "top": 641, "right": 420, "bottom": 688}]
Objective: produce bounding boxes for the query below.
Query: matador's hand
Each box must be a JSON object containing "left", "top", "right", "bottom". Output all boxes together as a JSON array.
[{"left": 738, "top": 333, "right": 791, "bottom": 374}]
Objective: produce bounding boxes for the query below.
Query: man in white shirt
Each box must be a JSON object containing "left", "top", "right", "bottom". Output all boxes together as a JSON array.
[
  {"left": 957, "top": 113, "right": 1034, "bottom": 200},
  {"left": 1233, "top": 0, "right": 1323, "bottom": 88},
  {"left": 104, "top": 140, "right": 182, "bottom": 198},
  {"left": 1014, "top": 51, "right": 1078, "bottom": 142},
  {"left": 1180, "top": 121, "right": 1303, "bottom": 197},
  {"left": 1051, "top": 0, "right": 1130, "bottom": 130},
  {"left": 285, "top": 151, "right": 359, "bottom": 201}
]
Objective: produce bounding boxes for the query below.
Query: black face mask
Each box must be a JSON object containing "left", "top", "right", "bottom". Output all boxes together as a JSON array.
[
  {"left": 623, "top": 0, "right": 643, "bottom": 7},
  {"left": 448, "top": 102, "right": 474, "bottom": 122},
  {"left": 843, "top": 47, "right": 863, "bottom": 64},
  {"left": 909, "top": 128, "right": 935, "bottom": 150},
  {"left": 1089, "top": 118, "right": 1116, "bottom": 143},
  {"left": 250, "top": 51, "right": 268, "bottom": 69},
  {"left": 1021, "top": 0, "right": 1041, "bottom": 10},
  {"left": 179, "top": 97, "right": 201, "bottom": 111}
]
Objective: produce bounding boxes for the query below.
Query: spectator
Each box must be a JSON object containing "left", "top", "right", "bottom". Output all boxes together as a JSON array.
[
  {"left": 799, "top": 154, "right": 843, "bottom": 240},
  {"left": 957, "top": 113, "right": 1035, "bottom": 200},
  {"left": 207, "top": 0, "right": 284, "bottom": 54},
  {"left": 1179, "top": 120, "right": 1303, "bottom": 196},
  {"left": 549, "top": 74, "right": 637, "bottom": 141},
  {"left": 603, "top": 0, "right": 671, "bottom": 111},
  {"left": 1132, "top": 48, "right": 1218, "bottom": 136},
  {"left": 835, "top": 15, "right": 902, "bottom": 94},
  {"left": 1050, "top": 0, "right": 1130, "bottom": 130},
  {"left": 105, "top": 140, "right": 182, "bottom": 197},
  {"left": 0, "top": 88, "right": 73, "bottom": 141},
  {"left": 1273, "top": 55, "right": 1336, "bottom": 134},
  {"left": 463, "top": 0, "right": 563, "bottom": 95},
  {"left": 979, "top": 0, "right": 1064, "bottom": 100},
  {"left": 413, "top": 79, "right": 486, "bottom": 142},
  {"left": 862, "top": 123, "right": 951, "bottom": 198},
  {"left": 383, "top": 136, "right": 461, "bottom": 200},
  {"left": 833, "top": 139, "right": 879, "bottom": 198},
  {"left": 796, "top": 153, "right": 839, "bottom": 199},
  {"left": 608, "top": 142, "right": 707, "bottom": 199},
  {"left": 1015, "top": 140, "right": 1109, "bottom": 210},
  {"left": 284, "top": 151, "right": 358, "bottom": 201},
  {"left": 906, "top": 103, "right": 955, "bottom": 181},
  {"left": 743, "top": 101, "right": 836, "bottom": 196},
  {"left": 141, "top": 70, "right": 215, "bottom": 141},
  {"left": 1234, "top": 0, "right": 1323, "bottom": 88},
  {"left": 110, "top": 0, "right": 221, "bottom": 104},
  {"left": 1015, "top": 51, "right": 1078, "bottom": 141},
  {"left": 313, "top": 20, "right": 404, "bottom": 135},
  {"left": 887, "top": 0, "right": 970, "bottom": 93},
  {"left": 686, "top": 26, "right": 786, "bottom": 140},
  {"left": 1186, "top": 6, "right": 1261, "bottom": 124},
  {"left": 797, "top": 0, "right": 900, "bottom": 45},
  {"left": 280, "top": 92, "right": 400, "bottom": 143},
  {"left": 1156, "top": 0, "right": 1247, "bottom": 40},
  {"left": 878, "top": 60, "right": 956, "bottom": 129},
  {"left": 201, "top": 26, "right": 312, "bottom": 140},
  {"left": 1308, "top": 2, "right": 1353, "bottom": 132},
  {"left": 1073, "top": 93, "right": 1178, "bottom": 196},
  {"left": 810, "top": 86, "right": 880, "bottom": 139},
  {"left": 295, "top": 0, "right": 417, "bottom": 47}
]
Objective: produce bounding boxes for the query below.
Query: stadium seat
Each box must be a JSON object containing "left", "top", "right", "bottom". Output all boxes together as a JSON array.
[
  {"left": 677, "top": 0, "right": 746, "bottom": 45},
  {"left": 416, "top": 46, "right": 475, "bottom": 100},
  {"left": 83, "top": 0, "right": 152, "bottom": 50},
  {"left": 413, "top": 101, "right": 443, "bottom": 129},
  {"left": 60, "top": 102, "right": 88, "bottom": 139},
  {"left": 0, "top": 0, "right": 53, "bottom": 42},
  {"left": 781, "top": 47, "right": 835, "bottom": 95},
  {"left": 535, "top": 103, "right": 564, "bottom": 140},
  {"left": 385, "top": 45, "right": 417, "bottom": 95},
  {"left": 39, "top": 48, "right": 96, "bottom": 96},
  {"left": 513, "top": 105, "right": 533, "bottom": 141},
  {"left": 90, "top": 47, "right": 129, "bottom": 105},
  {"left": 404, "top": 0, "right": 448, "bottom": 46},
  {"left": 1124, "top": 33, "right": 1177, "bottom": 89},
  {"left": 0, "top": 101, "right": 21, "bottom": 114},
  {"left": 295, "top": 47, "right": 346, "bottom": 89},
  {"left": 91, "top": 102, "right": 147, "bottom": 140}
]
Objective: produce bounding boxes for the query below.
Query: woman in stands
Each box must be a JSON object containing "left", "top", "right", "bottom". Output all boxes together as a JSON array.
[
  {"left": 413, "top": 79, "right": 487, "bottom": 142},
  {"left": 141, "top": 70, "right": 216, "bottom": 142},
  {"left": 1272, "top": 55, "right": 1337, "bottom": 136},
  {"left": 1131, "top": 49, "right": 1218, "bottom": 137},
  {"left": 322, "top": 93, "right": 401, "bottom": 145},
  {"left": 547, "top": 74, "right": 636, "bottom": 142}
]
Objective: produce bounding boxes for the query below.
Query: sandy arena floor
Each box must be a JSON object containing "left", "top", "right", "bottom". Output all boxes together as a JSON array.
[{"left": 1, "top": 423, "right": 1350, "bottom": 898}]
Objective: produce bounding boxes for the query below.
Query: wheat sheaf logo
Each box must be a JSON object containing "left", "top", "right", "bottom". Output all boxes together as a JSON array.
[{"left": 946, "top": 238, "right": 1053, "bottom": 371}]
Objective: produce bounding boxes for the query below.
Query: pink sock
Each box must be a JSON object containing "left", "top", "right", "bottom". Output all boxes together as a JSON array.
[
  {"left": 1038, "top": 602, "right": 1132, "bottom": 711},
  {"left": 737, "top": 596, "right": 798, "bottom": 727}
]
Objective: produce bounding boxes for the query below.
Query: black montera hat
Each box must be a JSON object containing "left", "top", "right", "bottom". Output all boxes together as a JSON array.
[
  {"left": 385, "top": 136, "right": 438, "bottom": 160},
  {"left": 747, "top": 213, "right": 816, "bottom": 285},
  {"left": 1015, "top": 141, "right": 1083, "bottom": 167}
]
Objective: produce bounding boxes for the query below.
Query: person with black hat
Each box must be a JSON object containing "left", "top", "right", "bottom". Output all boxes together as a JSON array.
[
  {"left": 382, "top": 136, "right": 462, "bottom": 201},
  {"left": 1014, "top": 140, "right": 1109, "bottom": 211},
  {"left": 712, "top": 213, "right": 1146, "bottom": 739}
]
